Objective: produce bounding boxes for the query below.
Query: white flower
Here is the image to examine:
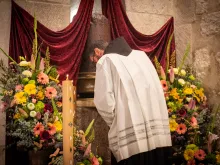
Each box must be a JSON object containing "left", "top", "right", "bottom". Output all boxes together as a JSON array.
[
  {"left": 30, "top": 111, "right": 37, "bottom": 117},
  {"left": 22, "top": 70, "right": 32, "bottom": 77},
  {"left": 19, "top": 61, "right": 31, "bottom": 67},
  {"left": 178, "top": 79, "right": 185, "bottom": 86},
  {"left": 27, "top": 103, "right": 35, "bottom": 110},
  {"left": 186, "top": 97, "right": 192, "bottom": 102},
  {"left": 180, "top": 69, "right": 186, "bottom": 76},
  {"left": 173, "top": 68, "right": 179, "bottom": 74}
]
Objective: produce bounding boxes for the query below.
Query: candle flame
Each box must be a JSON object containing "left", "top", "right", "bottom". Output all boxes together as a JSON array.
[{"left": 66, "top": 74, "right": 69, "bottom": 80}]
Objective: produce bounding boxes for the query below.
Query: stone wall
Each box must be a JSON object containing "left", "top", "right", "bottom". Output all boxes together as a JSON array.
[
  {"left": 0, "top": 0, "right": 70, "bottom": 164},
  {"left": 125, "top": 0, "right": 220, "bottom": 105}
]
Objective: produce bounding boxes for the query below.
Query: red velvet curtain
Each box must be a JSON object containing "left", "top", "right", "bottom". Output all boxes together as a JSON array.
[
  {"left": 9, "top": 0, "right": 94, "bottom": 83},
  {"left": 102, "top": 0, "right": 176, "bottom": 68}
]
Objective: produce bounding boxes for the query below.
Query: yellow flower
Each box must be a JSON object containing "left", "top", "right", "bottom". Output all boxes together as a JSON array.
[
  {"left": 24, "top": 84, "right": 37, "bottom": 95},
  {"left": 180, "top": 69, "right": 186, "bottom": 76},
  {"left": 184, "top": 149, "right": 195, "bottom": 161},
  {"left": 184, "top": 88, "right": 193, "bottom": 95},
  {"left": 54, "top": 121, "right": 62, "bottom": 132},
  {"left": 170, "top": 88, "right": 179, "bottom": 100},
  {"left": 19, "top": 61, "right": 31, "bottom": 67},
  {"left": 13, "top": 113, "right": 21, "bottom": 119},
  {"left": 172, "top": 115, "right": 176, "bottom": 119},
  {"left": 36, "top": 91, "right": 44, "bottom": 100},
  {"left": 195, "top": 88, "right": 204, "bottom": 98},
  {"left": 178, "top": 98, "right": 183, "bottom": 103},
  {"left": 56, "top": 101, "right": 62, "bottom": 108},
  {"left": 14, "top": 92, "right": 27, "bottom": 104},
  {"left": 193, "top": 94, "right": 201, "bottom": 102},
  {"left": 216, "top": 154, "right": 220, "bottom": 163},
  {"left": 169, "top": 119, "right": 178, "bottom": 132}
]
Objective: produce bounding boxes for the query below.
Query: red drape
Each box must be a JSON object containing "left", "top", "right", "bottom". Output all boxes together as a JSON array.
[
  {"left": 101, "top": 0, "right": 176, "bottom": 68},
  {"left": 9, "top": 0, "right": 94, "bottom": 83}
]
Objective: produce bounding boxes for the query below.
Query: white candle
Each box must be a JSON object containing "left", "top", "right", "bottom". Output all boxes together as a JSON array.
[{"left": 62, "top": 74, "right": 76, "bottom": 165}]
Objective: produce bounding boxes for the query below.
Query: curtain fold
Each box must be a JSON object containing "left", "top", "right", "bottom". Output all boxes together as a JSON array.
[
  {"left": 101, "top": 0, "right": 176, "bottom": 68},
  {"left": 9, "top": 0, "right": 94, "bottom": 83}
]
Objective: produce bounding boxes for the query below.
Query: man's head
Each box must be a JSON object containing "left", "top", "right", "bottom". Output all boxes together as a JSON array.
[{"left": 89, "top": 40, "right": 108, "bottom": 63}]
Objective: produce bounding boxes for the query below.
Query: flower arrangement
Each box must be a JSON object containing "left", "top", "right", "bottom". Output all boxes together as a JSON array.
[
  {"left": 0, "top": 18, "right": 62, "bottom": 151},
  {"left": 49, "top": 120, "right": 103, "bottom": 165},
  {"left": 155, "top": 35, "right": 220, "bottom": 165}
]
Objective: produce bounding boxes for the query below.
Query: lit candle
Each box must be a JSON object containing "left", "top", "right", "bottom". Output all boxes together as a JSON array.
[{"left": 62, "top": 74, "right": 76, "bottom": 165}]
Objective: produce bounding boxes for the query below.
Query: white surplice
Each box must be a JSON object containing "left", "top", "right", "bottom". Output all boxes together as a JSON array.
[{"left": 94, "top": 50, "right": 172, "bottom": 162}]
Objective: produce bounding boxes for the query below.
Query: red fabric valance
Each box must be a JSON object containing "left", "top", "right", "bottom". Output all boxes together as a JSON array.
[
  {"left": 101, "top": 0, "right": 176, "bottom": 68},
  {"left": 9, "top": 0, "right": 94, "bottom": 83}
]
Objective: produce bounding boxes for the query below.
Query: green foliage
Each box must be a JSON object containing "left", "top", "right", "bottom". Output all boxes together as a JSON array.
[
  {"left": 48, "top": 67, "right": 58, "bottom": 78},
  {"left": 153, "top": 56, "right": 161, "bottom": 74},
  {"left": 32, "top": 14, "right": 38, "bottom": 60},
  {"left": 45, "top": 47, "right": 50, "bottom": 70},
  {"left": 0, "top": 48, "right": 17, "bottom": 64},
  {"left": 166, "top": 32, "right": 174, "bottom": 74},
  {"left": 178, "top": 43, "right": 190, "bottom": 72},
  {"left": 84, "top": 119, "right": 94, "bottom": 137},
  {"left": 52, "top": 155, "right": 63, "bottom": 165},
  {"left": 87, "top": 128, "right": 95, "bottom": 144},
  {"left": 35, "top": 52, "right": 41, "bottom": 71}
]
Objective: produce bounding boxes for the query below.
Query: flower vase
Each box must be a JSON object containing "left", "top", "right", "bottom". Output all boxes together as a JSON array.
[{"left": 28, "top": 150, "right": 52, "bottom": 165}]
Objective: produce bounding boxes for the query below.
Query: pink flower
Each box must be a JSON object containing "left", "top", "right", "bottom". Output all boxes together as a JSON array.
[
  {"left": 169, "top": 67, "right": 175, "bottom": 83},
  {"left": 91, "top": 156, "right": 99, "bottom": 165},
  {"left": 208, "top": 132, "right": 219, "bottom": 153},
  {"left": 48, "top": 123, "right": 56, "bottom": 135},
  {"left": 83, "top": 143, "right": 91, "bottom": 157},
  {"left": 37, "top": 72, "right": 49, "bottom": 84},
  {"left": 36, "top": 112, "right": 41, "bottom": 120},
  {"left": 32, "top": 99, "right": 37, "bottom": 103},
  {"left": 39, "top": 58, "right": 45, "bottom": 71},
  {"left": 45, "top": 87, "right": 57, "bottom": 99},
  {"left": 194, "top": 149, "right": 206, "bottom": 161},
  {"left": 190, "top": 85, "right": 196, "bottom": 89},
  {"left": 188, "top": 99, "right": 196, "bottom": 110},
  {"left": 33, "top": 122, "right": 44, "bottom": 136},
  {"left": 160, "top": 80, "right": 168, "bottom": 92},
  {"left": 190, "top": 117, "right": 198, "bottom": 127},
  {"left": 15, "top": 85, "right": 23, "bottom": 91},
  {"left": 176, "top": 123, "right": 187, "bottom": 134},
  {"left": 160, "top": 66, "right": 166, "bottom": 80}
]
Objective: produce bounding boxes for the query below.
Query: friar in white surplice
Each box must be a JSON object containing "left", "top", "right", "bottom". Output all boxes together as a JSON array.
[{"left": 93, "top": 37, "right": 172, "bottom": 165}]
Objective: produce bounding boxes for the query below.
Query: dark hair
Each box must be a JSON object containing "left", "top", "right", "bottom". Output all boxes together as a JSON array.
[{"left": 89, "top": 40, "right": 109, "bottom": 54}]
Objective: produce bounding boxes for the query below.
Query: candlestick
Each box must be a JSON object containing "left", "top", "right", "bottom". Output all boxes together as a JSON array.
[{"left": 62, "top": 77, "right": 75, "bottom": 165}]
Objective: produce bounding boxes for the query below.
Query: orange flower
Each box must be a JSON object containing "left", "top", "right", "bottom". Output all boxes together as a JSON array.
[
  {"left": 160, "top": 80, "right": 168, "bottom": 92},
  {"left": 33, "top": 122, "right": 44, "bottom": 136},
  {"left": 45, "top": 87, "right": 57, "bottom": 99},
  {"left": 194, "top": 149, "right": 206, "bottom": 161},
  {"left": 176, "top": 123, "right": 187, "bottom": 134},
  {"left": 37, "top": 72, "right": 49, "bottom": 85},
  {"left": 48, "top": 123, "right": 56, "bottom": 135}
]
